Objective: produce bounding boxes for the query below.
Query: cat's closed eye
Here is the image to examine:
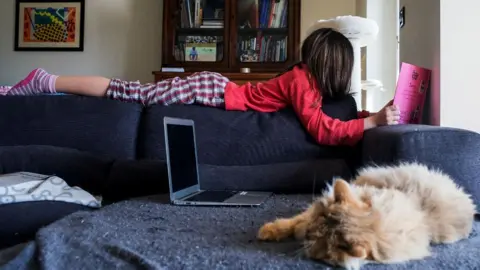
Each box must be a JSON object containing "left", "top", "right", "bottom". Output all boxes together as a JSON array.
[{"left": 337, "top": 242, "right": 351, "bottom": 251}]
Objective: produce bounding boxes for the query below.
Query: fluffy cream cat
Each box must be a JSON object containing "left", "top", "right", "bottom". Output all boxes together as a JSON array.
[{"left": 258, "top": 163, "right": 476, "bottom": 270}]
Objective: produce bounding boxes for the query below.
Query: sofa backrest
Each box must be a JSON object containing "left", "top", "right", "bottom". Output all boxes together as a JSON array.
[
  {"left": 0, "top": 96, "right": 143, "bottom": 160},
  {"left": 137, "top": 96, "right": 359, "bottom": 165},
  {"left": 0, "top": 95, "right": 359, "bottom": 163}
]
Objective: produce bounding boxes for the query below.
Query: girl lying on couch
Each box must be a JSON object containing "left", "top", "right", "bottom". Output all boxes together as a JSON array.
[{"left": 1, "top": 28, "right": 400, "bottom": 146}]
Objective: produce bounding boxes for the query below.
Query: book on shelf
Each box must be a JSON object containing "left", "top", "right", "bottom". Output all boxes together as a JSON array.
[
  {"left": 174, "top": 43, "right": 186, "bottom": 61},
  {"left": 180, "top": 0, "right": 224, "bottom": 28},
  {"left": 200, "top": 19, "right": 224, "bottom": 29},
  {"left": 239, "top": 35, "right": 287, "bottom": 62},
  {"left": 241, "top": 0, "right": 288, "bottom": 29}
]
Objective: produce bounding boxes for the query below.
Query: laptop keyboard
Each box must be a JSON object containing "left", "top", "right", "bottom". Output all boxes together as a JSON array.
[{"left": 185, "top": 190, "right": 237, "bottom": 202}]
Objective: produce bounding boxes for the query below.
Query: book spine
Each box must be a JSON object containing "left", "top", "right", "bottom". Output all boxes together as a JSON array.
[
  {"left": 268, "top": 1, "right": 275, "bottom": 28},
  {"left": 275, "top": 40, "right": 281, "bottom": 61},
  {"left": 262, "top": 0, "right": 269, "bottom": 28},
  {"left": 275, "top": 0, "right": 286, "bottom": 28},
  {"left": 280, "top": 1, "right": 288, "bottom": 28},
  {"left": 259, "top": 0, "right": 265, "bottom": 28},
  {"left": 186, "top": 0, "right": 193, "bottom": 27},
  {"left": 254, "top": 0, "right": 259, "bottom": 28},
  {"left": 272, "top": 1, "right": 279, "bottom": 28},
  {"left": 194, "top": 0, "right": 201, "bottom": 28}
]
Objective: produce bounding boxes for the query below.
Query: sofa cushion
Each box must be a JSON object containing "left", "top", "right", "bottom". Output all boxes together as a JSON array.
[
  {"left": 0, "top": 145, "right": 113, "bottom": 195},
  {"left": 0, "top": 96, "right": 142, "bottom": 159},
  {"left": 137, "top": 96, "right": 359, "bottom": 165},
  {"left": 197, "top": 159, "right": 352, "bottom": 193},
  {"left": 0, "top": 201, "right": 93, "bottom": 249}
]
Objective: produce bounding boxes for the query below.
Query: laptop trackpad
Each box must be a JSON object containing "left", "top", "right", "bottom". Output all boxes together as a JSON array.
[
  {"left": 185, "top": 190, "right": 237, "bottom": 202},
  {"left": 224, "top": 192, "right": 271, "bottom": 204}
]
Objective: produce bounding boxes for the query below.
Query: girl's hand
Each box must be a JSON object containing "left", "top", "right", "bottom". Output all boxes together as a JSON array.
[
  {"left": 374, "top": 100, "right": 401, "bottom": 126},
  {"left": 364, "top": 100, "right": 400, "bottom": 130}
]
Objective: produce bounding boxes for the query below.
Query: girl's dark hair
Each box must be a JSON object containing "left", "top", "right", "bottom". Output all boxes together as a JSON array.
[{"left": 278, "top": 28, "right": 355, "bottom": 101}]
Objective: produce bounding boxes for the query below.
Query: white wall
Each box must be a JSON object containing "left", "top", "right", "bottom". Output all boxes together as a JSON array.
[
  {"left": 363, "top": 0, "right": 399, "bottom": 111},
  {"left": 0, "top": 0, "right": 163, "bottom": 84},
  {"left": 440, "top": 0, "right": 480, "bottom": 132}
]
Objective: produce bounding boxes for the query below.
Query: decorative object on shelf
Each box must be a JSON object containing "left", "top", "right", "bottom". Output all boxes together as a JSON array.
[
  {"left": 306, "top": 16, "right": 379, "bottom": 108},
  {"left": 14, "top": 0, "right": 85, "bottom": 51},
  {"left": 184, "top": 36, "right": 218, "bottom": 62}
]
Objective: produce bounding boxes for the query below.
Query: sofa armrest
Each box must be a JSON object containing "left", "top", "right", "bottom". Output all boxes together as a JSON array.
[{"left": 362, "top": 124, "right": 480, "bottom": 209}]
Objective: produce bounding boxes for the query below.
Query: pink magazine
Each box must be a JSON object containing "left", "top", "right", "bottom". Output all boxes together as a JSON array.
[{"left": 393, "top": 62, "right": 432, "bottom": 124}]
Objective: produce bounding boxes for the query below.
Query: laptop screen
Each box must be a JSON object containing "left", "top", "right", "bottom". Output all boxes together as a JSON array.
[{"left": 166, "top": 123, "right": 199, "bottom": 192}]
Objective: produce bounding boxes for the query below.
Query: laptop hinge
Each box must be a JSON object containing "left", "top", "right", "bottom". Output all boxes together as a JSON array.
[{"left": 177, "top": 190, "right": 203, "bottom": 201}]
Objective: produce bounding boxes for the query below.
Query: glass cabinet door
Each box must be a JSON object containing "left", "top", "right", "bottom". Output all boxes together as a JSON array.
[
  {"left": 173, "top": 0, "right": 226, "bottom": 63},
  {"left": 236, "top": 0, "right": 289, "bottom": 63}
]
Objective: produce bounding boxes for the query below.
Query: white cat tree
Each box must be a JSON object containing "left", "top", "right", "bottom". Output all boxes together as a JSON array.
[{"left": 306, "top": 16, "right": 380, "bottom": 108}]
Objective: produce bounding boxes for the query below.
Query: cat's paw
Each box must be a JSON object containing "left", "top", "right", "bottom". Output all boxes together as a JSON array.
[{"left": 258, "top": 222, "right": 283, "bottom": 241}]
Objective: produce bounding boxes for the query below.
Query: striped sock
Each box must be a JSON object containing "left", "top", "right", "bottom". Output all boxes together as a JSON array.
[
  {"left": 0, "top": 86, "right": 11, "bottom": 96},
  {"left": 7, "top": 68, "right": 58, "bottom": 95}
]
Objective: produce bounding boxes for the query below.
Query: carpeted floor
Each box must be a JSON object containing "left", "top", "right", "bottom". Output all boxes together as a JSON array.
[{"left": 1, "top": 194, "right": 479, "bottom": 270}]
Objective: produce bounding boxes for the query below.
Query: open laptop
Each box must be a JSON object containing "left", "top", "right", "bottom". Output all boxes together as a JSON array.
[{"left": 163, "top": 117, "right": 272, "bottom": 206}]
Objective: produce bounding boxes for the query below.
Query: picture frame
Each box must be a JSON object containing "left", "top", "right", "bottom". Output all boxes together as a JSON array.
[{"left": 14, "top": 0, "right": 85, "bottom": 51}]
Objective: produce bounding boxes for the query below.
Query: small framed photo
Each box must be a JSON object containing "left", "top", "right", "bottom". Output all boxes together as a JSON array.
[{"left": 14, "top": 0, "right": 85, "bottom": 51}]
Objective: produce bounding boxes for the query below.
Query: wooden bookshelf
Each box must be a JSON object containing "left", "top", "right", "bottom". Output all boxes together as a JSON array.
[{"left": 153, "top": 0, "right": 301, "bottom": 83}]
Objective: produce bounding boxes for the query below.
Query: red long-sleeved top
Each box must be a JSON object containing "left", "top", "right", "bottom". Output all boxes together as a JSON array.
[{"left": 224, "top": 64, "right": 369, "bottom": 146}]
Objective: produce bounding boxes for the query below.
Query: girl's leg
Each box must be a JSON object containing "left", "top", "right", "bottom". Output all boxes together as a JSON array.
[
  {"left": 106, "top": 71, "right": 228, "bottom": 107},
  {"left": 55, "top": 76, "right": 111, "bottom": 96},
  {"left": 6, "top": 68, "right": 110, "bottom": 96},
  {"left": 6, "top": 68, "right": 229, "bottom": 108}
]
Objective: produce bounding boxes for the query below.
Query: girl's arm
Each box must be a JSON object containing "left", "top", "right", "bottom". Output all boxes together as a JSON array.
[{"left": 287, "top": 79, "right": 378, "bottom": 146}]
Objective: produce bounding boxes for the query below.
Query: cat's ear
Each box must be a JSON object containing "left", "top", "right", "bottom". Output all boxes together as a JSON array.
[
  {"left": 333, "top": 179, "right": 354, "bottom": 204},
  {"left": 333, "top": 179, "right": 368, "bottom": 209},
  {"left": 347, "top": 244, "right": 368, "bottom": 259}
]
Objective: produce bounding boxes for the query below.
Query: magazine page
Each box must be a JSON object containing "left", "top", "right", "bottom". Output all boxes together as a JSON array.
[{"left": 393, "top": 62, "right": 432, "bottom": 124}]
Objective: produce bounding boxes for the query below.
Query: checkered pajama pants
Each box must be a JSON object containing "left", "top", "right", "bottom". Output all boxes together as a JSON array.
[{"left": 106, "top": 71, "right": 229, "bottom": 107}]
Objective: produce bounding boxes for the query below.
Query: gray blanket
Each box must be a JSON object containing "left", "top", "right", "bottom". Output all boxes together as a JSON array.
[{"left": 1, "top": 195, "right": 479, "bottom": 270}]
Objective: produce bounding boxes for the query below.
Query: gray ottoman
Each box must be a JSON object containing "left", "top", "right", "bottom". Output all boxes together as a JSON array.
[{"left": 1, "top": 195, "right": 479, "bottom": 270}]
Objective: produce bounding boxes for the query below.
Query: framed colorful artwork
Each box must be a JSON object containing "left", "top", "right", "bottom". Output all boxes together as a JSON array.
[{"left": 14, "top": 0, "right": 85, "bottom": 51}]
